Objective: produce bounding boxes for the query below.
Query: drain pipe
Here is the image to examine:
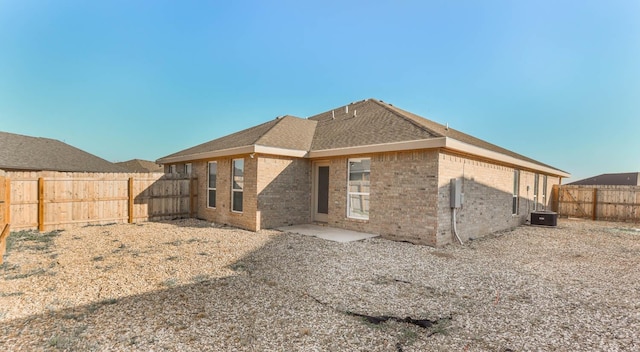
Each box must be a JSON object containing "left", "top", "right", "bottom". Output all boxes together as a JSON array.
[
  {"left": 452, "top": 208, "right": 463, "bottom": 245},
  {"left": 450, "top": 178, "right": 464, "bottom": 245}
]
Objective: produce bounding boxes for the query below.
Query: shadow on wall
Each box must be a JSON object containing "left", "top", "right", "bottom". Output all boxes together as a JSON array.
[
  {"left": 438, "top": 176, "right": 546, "bottom": 244},
  {"left": 256, "top": 159, "right": 311, "bottom": 229}
]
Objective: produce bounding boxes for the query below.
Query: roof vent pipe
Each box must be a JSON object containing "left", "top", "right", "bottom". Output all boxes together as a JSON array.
[
  {"left": 354, "top": 110, "right": 357, "bottom": 117},
  {"left": 332, "top": 110, "right": 335, "bottom": 120},
  {"left": 345, "top": 105, "right": 348, "bottom": 114}
]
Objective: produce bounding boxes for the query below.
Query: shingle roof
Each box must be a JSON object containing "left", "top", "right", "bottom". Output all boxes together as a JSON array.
[
  {"left": 568, "top": 172, "right": 640, "bottom": 186},
  {"left": 115, "top": 159, "right": 164, "bottom": 173},
  {"left": 308, "top": 99, "right": 438, "bottom": 150},
  {"left": 0, "top": 131, "right": 126, "bottom": 173},
  {"left": 161, "top": 115, "right": 316, "bottom": 160},
  {"left": 157, "top": 98, "right": 567, "bottom": 176}
]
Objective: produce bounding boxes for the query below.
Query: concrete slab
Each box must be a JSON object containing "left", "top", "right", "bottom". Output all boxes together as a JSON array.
[{"left": 277, "top": 224, "right": 379, "bottom": 243}]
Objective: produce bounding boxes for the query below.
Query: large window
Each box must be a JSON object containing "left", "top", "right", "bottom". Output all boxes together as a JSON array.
[
  {"left": 512, "top": 170, "right": 520, "bottom": 215},
  {"left": 208, "top": 162, "right": 217, "bottom": 208},
  {"left": 232, "top": 158, "right": 244, "bottom": 212},
  {"left": 184, "top": 163, "right": 192, "bottom": 176},
  {"left": 169, "top": 165, "right": 177, "bottom": 174},
  {"left": 533, "top": 173, "right": 539, "bottom": 210},
  {"left": 348, "top": 158, "right": 370, "bottom": 220}
]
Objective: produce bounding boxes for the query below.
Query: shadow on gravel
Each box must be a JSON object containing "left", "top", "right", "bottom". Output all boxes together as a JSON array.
[{"left": 0, "top": 232, "right": 450, "bottom": 351}]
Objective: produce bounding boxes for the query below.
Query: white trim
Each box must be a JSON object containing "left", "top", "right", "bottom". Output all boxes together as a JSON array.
[
  {"left": 443, "top": 138, "right": 570, "bottom": 178},
  {"left": 231, "top": 158, "right": 244, "bottom": 213},
  {"left": 309, "top": 138, "right": 446, "bottom": 159},
  {"left": 158, "top": 137, "right": 569, "bottom": 178},
  {"left": 207, "top": 161, "right": 217, "bottom": 209},
  {"left": 347, "top": 158, "right": 371, "bottom": 220},
  {"left": 157, "top": 145, "right": 306, "bottom": 164}
]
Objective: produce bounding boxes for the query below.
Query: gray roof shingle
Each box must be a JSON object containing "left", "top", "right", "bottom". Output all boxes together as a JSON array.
[
  {"left": 157, "top": 98, "right": 567, "bottom": 175},
  {"left": 568, "top": 172, "right": 640, "bottom": 186},
  {"left": 0, "top": 131, "right": 126, "bottom": 173},
  {"left": 115, "top": 159, "right": 164, "bottom": 173}
]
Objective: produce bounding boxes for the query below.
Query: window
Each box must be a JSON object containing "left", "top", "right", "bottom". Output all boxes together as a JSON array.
[
  {"left": 169, "top": 165, "right": 177, "bottom": 174},
  {"left": 542, "top": 175, "right": 548, "bottom": 210},
  {"left": 184, "top": 163, "right": 192, "bottom": 175},
  {"left": 208, "top": 162, "right": 217, "bottom": 208},
  {"left": 533, "top": 174, "right": 539, "bottom": 210},
  {"left": 232, "top": 158, "right": 244, "bottom": 212},
  {"left": 512, "top": 170, "right": 520, "bottom": 215},
  {"left": 347, "top": 158, "right": 370, "bottom": 219}
]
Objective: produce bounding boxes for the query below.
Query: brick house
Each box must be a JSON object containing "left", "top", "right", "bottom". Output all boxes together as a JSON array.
[{"left": 157, "top": 99, "right": 569, "bottom": 246}]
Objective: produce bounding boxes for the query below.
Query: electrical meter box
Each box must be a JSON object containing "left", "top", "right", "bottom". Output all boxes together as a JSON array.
[{"left": 450, "top": 178, "right": 462, "bottom": 208}]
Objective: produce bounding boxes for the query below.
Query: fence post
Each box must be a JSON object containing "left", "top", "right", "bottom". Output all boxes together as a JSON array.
[
  {"left": 128, "top": 177, "right": 134, "bottom": 224},
  {"left": 189, "top": 178, "right": 194, "bottom": 218},
  {"left": 4, "top": 177, "right": 9, "bottom": 224},
  {"left": 38, "top": 177, "right": 44, "bottom": 232},
  {"left": 592, "top": 188, "right": 598, "bottom": 221}
]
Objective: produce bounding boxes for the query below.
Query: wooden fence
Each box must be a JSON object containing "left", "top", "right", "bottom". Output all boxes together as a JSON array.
[
  {"left": 5, "top": 171, "right": 197, "bottom": 232},
  {"left": 0, "top": 172, "right": 10, "bottom": 264},
  {"left": 552, "top": 184, "right": 640, "bottom": 222}
]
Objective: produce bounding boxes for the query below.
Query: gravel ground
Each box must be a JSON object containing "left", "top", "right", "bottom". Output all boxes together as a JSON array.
[{"left": 0, "top": 219, "right": 638, "bottom": 351}]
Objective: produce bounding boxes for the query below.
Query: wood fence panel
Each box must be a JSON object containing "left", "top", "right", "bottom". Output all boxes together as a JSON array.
[
  {"left": 555, "top": 185, "right": 640, "bottom": 222},
  {"left": 0, "top": 175, "right": 10, "bottom": 264},
  {"left": 6, "top": 172, "right": 195, "bottom": 231}
]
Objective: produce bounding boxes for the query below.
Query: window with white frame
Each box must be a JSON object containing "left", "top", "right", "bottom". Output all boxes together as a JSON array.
[
  {"left": 232, "top": 159, "right": 244, "bottom": 212},
  {"left": 512, "top": 170, "right": 520, "bottom": 215},
  {"left": 533, "top": 173, "right": 539, "bottom": 210},
  {"left": 208, "top": 162, "right": 217, "bottom": 208},
  {"left": 169, "top": 164, "right": 177, "bottom": 174},
  {"left": 184, "top": 163, "right": 192, "bottom": 175},
  {"left": 542, "top": 175, "right": 548, "bottom": 210},
  {"left": 347, "top": 158, "right": 370, "bottom": 220}
]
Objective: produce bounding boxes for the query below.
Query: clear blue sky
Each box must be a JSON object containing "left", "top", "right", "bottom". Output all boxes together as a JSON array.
[{"left": 1, "top": 0, "right": 638, "bottom": 182}]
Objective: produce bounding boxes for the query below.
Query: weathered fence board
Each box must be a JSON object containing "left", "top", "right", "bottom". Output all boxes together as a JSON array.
[
  {"left": 552, "top": 185, "right": 640, "bottom": 222},
  {"left": 0, "top": 173, "right": 10, "bottom": 263},
  {"left": 6, "top": 171, "right": 197, "bottom": 231}
]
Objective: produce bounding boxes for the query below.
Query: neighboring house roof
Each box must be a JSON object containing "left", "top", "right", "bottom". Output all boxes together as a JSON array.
[
  {"left": 157, "top": 99, "right": 569, "bottom": 177},
  {"left": 115, "top": 159, "right": 164, "bottom": 173},
  {"left": 0, "top": 131, "right": 126, "bottom": 173},
  {"left": 568, "top": 172, "right": 640, "bottom": 186}
]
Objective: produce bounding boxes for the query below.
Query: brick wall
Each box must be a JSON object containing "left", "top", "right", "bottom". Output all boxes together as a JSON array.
[
  {"left": 436, "top": 151, "right": 562, "bottom": 246},
  {"left": 256, "top": 155, "right": 311, "bottom": 229},
  {"left": 192, "top": 156, "right": 258, "bottom": 231},
  {"left": 325, "top": 150, "right": 440, "bottom": 245}
]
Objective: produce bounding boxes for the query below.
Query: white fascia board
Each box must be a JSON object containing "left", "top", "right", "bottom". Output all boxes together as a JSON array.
[
  {"left": 156, "top": 146, "right": 255, "bottom": 164},
  {"left": 254, "top": 145, "right": 308, "bottom": 157},
  {"left": 156, "top": 145, "right": 308, "bottom": 164},
  {"left": 308, "top": 138, "right": 447, "bottom": 158},
  {"left": 443, "top": 137, "right": 570, "bottom": 177}
]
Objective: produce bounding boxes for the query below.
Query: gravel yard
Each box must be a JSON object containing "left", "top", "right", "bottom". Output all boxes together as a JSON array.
[{"left": 1, "top": 219, "right": 638, "bottom": 351}]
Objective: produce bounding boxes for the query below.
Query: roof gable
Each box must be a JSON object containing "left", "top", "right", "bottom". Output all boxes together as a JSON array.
[
  {"left": 308, "top": 99, "right": 438, "bottom": 150},
  {"left": 0, "top": 131, "right": 126, "bottom": 173}
]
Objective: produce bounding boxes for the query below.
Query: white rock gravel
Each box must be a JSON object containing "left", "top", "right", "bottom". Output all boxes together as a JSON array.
[{"left": 0, "top": 219, "right": 638, "bottom": 351}]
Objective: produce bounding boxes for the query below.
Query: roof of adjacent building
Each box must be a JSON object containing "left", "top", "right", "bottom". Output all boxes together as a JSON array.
[
  {"left": 115, "top": 159, "right": 164, "bottom": 173},
  {"left": 568, "top": 172, "right": 640, "bottom": 186},
  {"left": 0, "top": 131, "right": 127, "bottom": 173},
  {"left": 157, "top": 99, "right": 569, "bottom": 177}
]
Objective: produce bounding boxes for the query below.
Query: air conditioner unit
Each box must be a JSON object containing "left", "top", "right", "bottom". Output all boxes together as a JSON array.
[{"left": 530, "top": 211, "right": 558, "bottom": 226}]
